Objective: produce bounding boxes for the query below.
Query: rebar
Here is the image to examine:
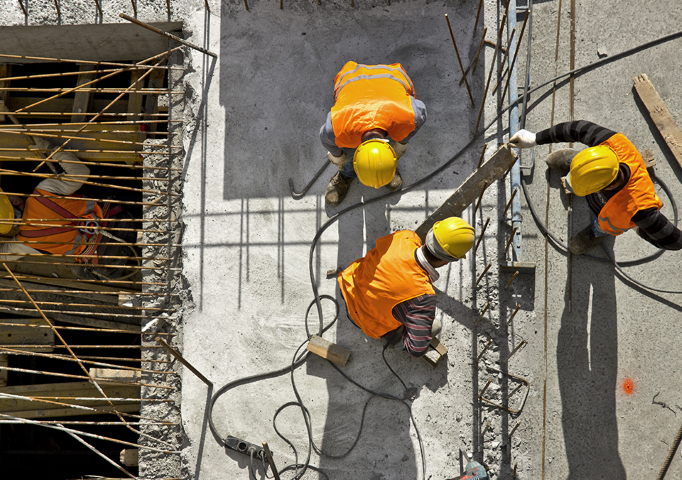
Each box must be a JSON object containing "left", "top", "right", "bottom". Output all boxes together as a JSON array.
[
  {"left": 0, "top": 168, "right": 168, "bottom": 183},
  {"left": 0, "top": 420, "right": 174, "bottom": 425},
  {"left": 503, "top": 189, "right": 518, "bottom": 217},
  {"left": 0, "top": 119, "right": 171, "bottom": 128},
  {"left": 472, "top": 0, "right": 484, "bottom": 34},
  {"left": 473, "top": 217, "right": 490, "bottom": 253},
  {"left": 505, "top": 227, "right": 519, "bottom": 256},
  {"left": 490, "top": 28, "right": 516, "bottom": 94},
  {"left": 505, "top": 270, "right": 520, "bottom": 289},
  {"left": 0, "top": 298, "right": 172, "bottom": 312},
  {"left": 500, "top": 11, "right": 531, "bottom": 107},
  {"left": 244, "top": 0, "right": 249, "bottom": 10},
  {"left": 165, "top": 0, "right": 171, "bottom": 15},
  {"left": 1, "top": 128, "right": 175, "bottom": 148},
  {"left": 0, "top": 53, "right": 184, "bottom": 70},
  {"left": 445, "top": 14, "right": 474, "bottom": 107},
  {"left": 475, "top": 263, "right": 492, "bottom": 286},
  {"left": 156, "top": 337, "right": 213, "bottom": 387},
  {"left": 474, "top": 301, "right": 492, "bottom": 326},
  {"left": 64, "top": 428, "right": 137, "bottom": 479},
  {"left": 475, "top": 12, "right": 508, "bottom": 133},
  {"left": 656, "top": 419, "right": 682, "bottom": 480},
  {"left": 0, "top": 273, "right": 166, "bottom": 287},
  {"left": 473, "top": 181, "right": 488, "bottom": 215},
  {"left": 506, "top": 304, "right": 522, "bottom": 326},
  {"left": 130, "top": 0, "right": 137, "bottom": 15},
  {"left": 93, "top": 0, "right": 103, "bottom": 15},
  {"left": 476, "top": 339, "right": 493, "bottom": 361},
  {"left": 0, "top": 306, "right": 152, "bottom": 319},
  {"left": 53, "top": 0, "right": 61, "bottom": 16},
  {"left": 477, "top": 142, "right": 488, "bottom": 168},
  {"left": 0, "top": 87, "right": 181, "bottom": 94},
  {"left": 501, "top": 339, "right": 526, "bottom": 363},
  {"left": 479, "top": 378, "right": 492, "bottom": 399},
  {"left": 17, "top": 0, "right": 27, "bottom": 16},
  {"left": 510, "top": 421, "right": 520, "bottom": 438}
]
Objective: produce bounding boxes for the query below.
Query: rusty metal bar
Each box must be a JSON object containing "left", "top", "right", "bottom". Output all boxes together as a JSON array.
[
  {"left": 120, "top": 14, "right": 218, "bottom": 58},
  {"left": 0, "top": 290, "right": 175, "bottom": 299},
  {"left": 474, "top": 301, "right": 492, "bottom": 326},
  {"left": 472, "top": 0, "right": 484, "bottom": 34},
  {"left": 17, "top": 0, "right": 28, "bottom": 16},
  {"left": 263, "top": 442, "right": 280, "bottom": 480},
  {"left": 478, "top": 378, "right": 492, "bottom": 399},
  {"left": 491, "top": 28, "right": 517, "bottom": 95},
  {"left": 156, "top": 337, "right": 212, "bottom": 387},
  {"left": 475, "top": 12, "right": 508, "bottom": 133},
  {"left": 473, "top": 181, "right": 488, "bottom": 215},
  {"left": 505, "top": 227, "right": 519, "bottom": 256},
  {"left": 0, "top": 261, "right": 176, "bottom": 272},
  {"left": 506, "top": 304, "right": 522, "bottom": 326},
  {"left": 0, "top": 53, "right": 184, "bottom": 70},
  {"left": 0, "top": 344, "right": 163, "bottom": 349},
  {"left": 130, "top": 0, "right": 137, "bottom": 15},
  {"left": 476, "top": 263, "right": 492, "bottom": 287},
  {"left": 4, "top": 112, "right": 171, "bottom": 117},
  {"left": 503, "top": 189, "right": 518, "bottom": 217},
  {"left": 445, "top": 14, "right": 474, "bottom": 107},
  {"left": 473, "top": 217, "right": 490, "bottom": 254},
  {"left": 505, "top": 270, "right": 520, "bottom": 290},
  {"left": 166, "top": 0, "right": 171, "bottom": 15},
  {"left": 0, "top": 168, "right": 168, "bottom": 183},
  {"left": 0, "top": 87, "right": 181, "bottom": 94},
  {"left": 65, "top": 428, "right": 138, "bottom": 479},
  {"left": 0, "top": 119, "right": 172, "bottom": 128},
  {"left": 477, "top": 142, "right": 488, "bottom": 168},
  {"left": 501, "top": 339, "right": 526, "bottom": 363},
  {"left": 0, "top": 307, "right": 152, "bottom": 319},
  {"left": 93, "top": 0, "right": 103, "bottom": 15},
  {"left": 0, "top": 420, "right": 174, "bottom": 425},
  {"left": 500, "top": 11, "right": 530, "bottom": 107},
  {"left": 0, "top": 298, "right": 172, "bottom": 311},
  {"left": 476, "top": 339, "right": 493, "bottom": 362},
  {"left": 461, "top": 27, "right": 487, "bottom": 86},
  {"left": 0, "top": 273, "right": 165, "bottom": 287}
]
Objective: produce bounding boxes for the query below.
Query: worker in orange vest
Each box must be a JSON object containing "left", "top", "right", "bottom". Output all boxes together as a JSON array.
[
  {"left": 0, "top": 138, "right": 134, "bottom": 273},
  {"left": 338, "top": 217, "right": 474, "bottom": 358},
  {"left": 320, "top": 62, "right": 427, "bottom": 206},
  {"left": 510, "top": 121, "right": 682, "bottom": 254}
]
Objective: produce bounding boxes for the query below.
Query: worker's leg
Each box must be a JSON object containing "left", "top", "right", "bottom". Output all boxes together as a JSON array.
[
  {"left": 569, "top": 202, "right": 609, "bottom": 254},
  {"left": 325, "top": 148, "right": 356, "bottom": 206}
]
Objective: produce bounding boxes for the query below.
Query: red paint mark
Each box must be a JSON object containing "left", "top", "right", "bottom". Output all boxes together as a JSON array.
[{"left": 623, "top": 378, "right": 634, "bottom": 395}]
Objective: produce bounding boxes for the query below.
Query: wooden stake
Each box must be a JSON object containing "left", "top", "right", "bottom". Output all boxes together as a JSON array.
[
  {"left": 473, "top": 181, "right": 488, "bottom": 215},
  {"left": 475, "top": 262, "right": 492, "bottom": 286},
  {"left": 505, "top": 270, "right": 519, "bottom": 289},
  {"left": 474, "top": 301, "right": 491, "bottom": 326},
  {"left": 506, "top": 304, "right": 521, "bottom": 326},
  {"left": 445, "top": 14, "right": 474, "bottom": 107},
  {"left": 477, "top": 142, "right": 488, "bottom": 168},
  {"left": 502, "top": 188, "right": 518, "bottom": 217},
  {"left": 473, "top": 217, "right": 490, "bottom": 254}
]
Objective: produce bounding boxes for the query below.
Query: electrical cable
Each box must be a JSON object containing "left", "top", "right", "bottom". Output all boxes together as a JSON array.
[{"left": 208, "top": 26, "right": 682, "bottom": 479}]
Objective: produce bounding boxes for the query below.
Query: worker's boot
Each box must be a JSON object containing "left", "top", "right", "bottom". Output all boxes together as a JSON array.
[
  {"left": 325, "top": 171, "right": 353, "bottom": 206},
  {"left": 569, "top": 225, "right": 607, "bottom": 254},
  {"left": 546, "top": 149, "right": 578, "bottom": 174},
  {"left": 385, "top": 168, "right": 403, "bottom": 192}
]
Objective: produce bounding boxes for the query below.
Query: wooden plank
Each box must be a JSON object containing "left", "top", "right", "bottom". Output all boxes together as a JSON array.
[
  {"left": 430, "top": 337, "right": 448, "bottom": 356},
  {"left": 89, "top": 368, "right": 140, "bottom": 384},
  {"left": 127, "top": 69, "right": 145, "bottom": 122},
  {"left": 71, "top": 65, "right": 97, "bottom": 123},
  {"left": 422, "top": 338, "right": 448, "bottom": 368},
  {"left": 415, "top": 145, "right": 518, "bottom": 241},
  {"left": 0, "top": 381, "right": 140, "bottom": 418},
  {"left": 0, "top": 317, "right": 54, "bottom": 352},
  {"left": 0, "top": 354, "right": 7, "bottom": 387},
  {"left": 120, "top": 449, "right": 139, "bottom": 467},
  {"left": 633, "top": 73, "right": 682, "bottom": 170},
  {"left": 306, "top": 334, "right": 351, "bottom": 366}
]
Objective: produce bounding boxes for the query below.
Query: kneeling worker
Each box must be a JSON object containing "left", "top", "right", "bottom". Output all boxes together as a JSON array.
[
  {"left": 510, "top": 121, "right": 682, "bottom": 253},
  {"left": 338, "top": 217, "right": 475, "bottom": 358},
  {"left": 320, "top": 61, "right": 427, "bottom": 206}
]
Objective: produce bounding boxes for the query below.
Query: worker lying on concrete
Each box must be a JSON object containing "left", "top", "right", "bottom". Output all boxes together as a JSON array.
[
  {"left": 0, "top": 137, "right": 135, "bottom": 273},
  {"left": 337, "top": 217, "right": 474, "bottom": 358},
  {"left": 509, "top": 121, "right": 682, "bottom": 254},
  {"left": 320, "top": 61, "right": 427, "bottom": 206}
]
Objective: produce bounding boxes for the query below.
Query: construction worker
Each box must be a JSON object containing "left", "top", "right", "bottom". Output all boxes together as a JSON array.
[
  {"left": 338, "top": 217, "right": 474, "bottom": 358},
  {"left": 320, "top": 61, "right": 427, "bottom": 206},
  {"left": 509, "top": 120, "right": 682, "bottom": 254},
  {"left": 0, "top": 138, "right": 135, "bottom": 275}
]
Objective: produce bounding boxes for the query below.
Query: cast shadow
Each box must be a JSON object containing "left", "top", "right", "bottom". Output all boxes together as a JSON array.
[
  {"left": 557, "top": 260, "right": 626, "bottom": 478},
  {"left": 193, "top": 384, "right": 214, "bottom": 480}
]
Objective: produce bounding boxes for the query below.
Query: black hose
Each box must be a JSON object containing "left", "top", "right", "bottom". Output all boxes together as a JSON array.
[{"left": 207, "top": 26, "right": 682, "bottom": 478}]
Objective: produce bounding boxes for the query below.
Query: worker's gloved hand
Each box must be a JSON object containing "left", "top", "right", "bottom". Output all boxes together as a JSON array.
[
  {"left": 327, "top": 151, "right": 348, "bottom": 169},
  {"left": 509, "top": 129, "right": 537, "bottom": 149},
  {"left": 31, "top": 136, "right": 54, "bottom": 152},
  {"left": 394, "top": 141, "right": 408, "bottom": 159}
]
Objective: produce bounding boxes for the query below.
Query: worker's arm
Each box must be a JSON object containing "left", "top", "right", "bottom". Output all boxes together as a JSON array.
[
  {"left": 391, "top": 294, "right": 437, "bottom": 358},
  {"left": 535, "top": 120, "right": 616, "bottom": 147},
  {"left": 395, "top": 98, "right": 428, "bottom": 146},
  {"left": 0, "top": 237, "right": 41, "bottom": 262},
  {"left": 632, "top": 207, "right": 682, "bottom": 250},
  {"left": 319, "top": 112, "right": 343, "bottom": 157},
  {"left": 33, "top": 138, "right": 90, "bottom": 196}
]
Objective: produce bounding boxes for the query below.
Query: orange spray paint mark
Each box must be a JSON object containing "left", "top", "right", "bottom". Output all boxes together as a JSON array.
[{"left": 622, "top": 378, "right": 634, "bottom": 395}]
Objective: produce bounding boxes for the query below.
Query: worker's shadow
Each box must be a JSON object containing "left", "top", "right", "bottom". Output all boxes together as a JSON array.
[{"left": 557, "top": 261, "right": 626, "bottom": 479}]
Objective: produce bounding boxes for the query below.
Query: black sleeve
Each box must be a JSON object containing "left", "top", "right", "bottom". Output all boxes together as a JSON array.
[
  {"left": 535, "top": 121, "right": 617, "bottom": 147},
  {"left": 632, "top": 207, "right": 682, "bottom": 250}
]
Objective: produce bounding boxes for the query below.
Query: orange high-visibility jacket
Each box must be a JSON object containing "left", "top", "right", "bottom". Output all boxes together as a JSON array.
[
  {"left": 17, "top": 188, "right": 103, "bottom": 255},
  {"left": 596, "top": 134, "right": 662, "bottom": 235},
  {"left": 338, "top": 230, "right": 435, "bottom": 339},
  {"left": 331, "top": 62, "right": 418, "bottom": 148}
]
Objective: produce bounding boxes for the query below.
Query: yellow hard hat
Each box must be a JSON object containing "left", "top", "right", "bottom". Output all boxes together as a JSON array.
[
  {"left": 568, "top": 145, "right": 619, "bottom": 196},
  {"left": 353, "top": 139, "right": 397, "bottom": 188},
  {"left": 432, "top": 217, "right": 475, "bottom": 260},
  {"left": 0, "top": 188, "right": 14, "bottom": 235}
]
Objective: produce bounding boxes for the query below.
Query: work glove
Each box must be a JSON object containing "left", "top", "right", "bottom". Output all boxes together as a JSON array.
[
  {"left": 394, "top": 141, "right": 408, "bottom": 159},
  {"left": 327, "top": 151, "right": 348, "bottom": 170},
  {"left": 508, "top": 129, "right": 537, "bottom": 149}
]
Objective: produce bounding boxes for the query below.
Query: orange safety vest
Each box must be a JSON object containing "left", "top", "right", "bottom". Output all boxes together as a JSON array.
[
  {"left": 596, "top": 134, "right": 662, "bottom": 235},
  {"left": 17, "top": 188, "right": 103, "bottom": 256},
  {"left": 331, "top": 62, "right": 418, "bottom": 148},
  {"left": 338, "top": 230, "right": 435, "bottom": 339}
]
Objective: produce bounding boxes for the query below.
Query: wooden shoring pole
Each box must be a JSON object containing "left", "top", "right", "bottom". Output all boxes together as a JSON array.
[
  {"left": 119, "top": 14, "right": 218, "bottom": 58},
  {"left": 499, "top": 11, "right": 530, "bottom": 107},
  {"left": 475, "top": 12, "right": 508, "bottom": 133},
  {"left": 156, "top": 337, "right": 213, "bottom": 387},
  {"left": 30, "top": 48, "right": 182, "bottom": 171},
  {"left": 473, "top": 217, "right": 490, "bottom": 253},
  {"left": 445, "top": 14, "right": 475, "bottom": 107},
  {"left": 1, "top": 264, "right": 175, "bottom": 450},
  {"left": 460, "top": 28, "right": 488, "bottom": 87}
]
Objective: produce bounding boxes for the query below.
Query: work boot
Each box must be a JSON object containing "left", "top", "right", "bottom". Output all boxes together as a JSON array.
[
  {"left": 546, "top": 149, "right": 578, "bottom": 174},
  {"left": 569, "top": 225, "right": 607, "bottom": 254},
  {"left": 325, "top": 171, "right": 353, "bottom": 206},
  {"left": 385, "top": 168, "right": 403, "bottom": 192}
]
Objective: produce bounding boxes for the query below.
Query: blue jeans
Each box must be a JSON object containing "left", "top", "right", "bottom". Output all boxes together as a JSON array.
[{"left": 339, "top": 148, "right": 357, "bottom": 178}]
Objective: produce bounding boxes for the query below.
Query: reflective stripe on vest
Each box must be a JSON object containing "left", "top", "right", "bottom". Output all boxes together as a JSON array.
[
  {"left": 331, "top": 61, "right": 418, "bottom": 148},
  {"left": 337, "top": 230, "right": 435, "bottom": 339},
  {"left": 17, "top": 188, "right": 103, "bottom": 255},
  {"left": 595, "top": 134, "right": 663, "bottom": 236}
]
